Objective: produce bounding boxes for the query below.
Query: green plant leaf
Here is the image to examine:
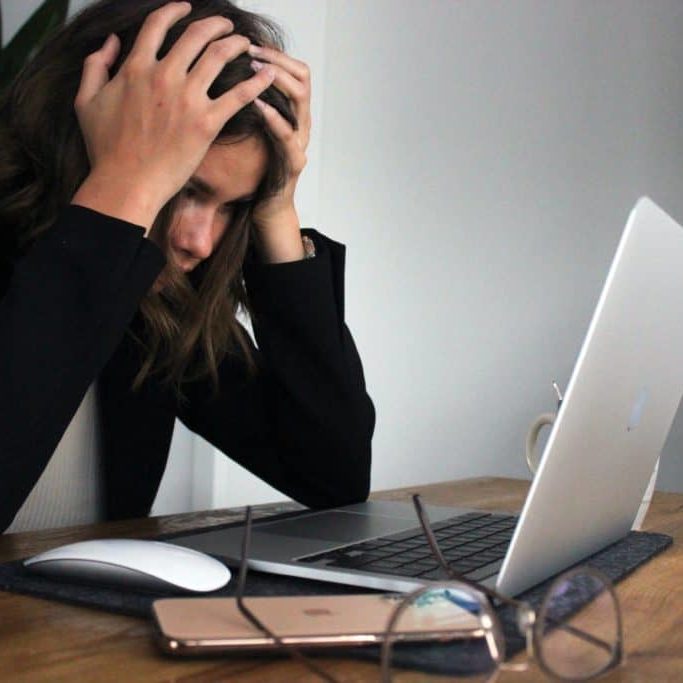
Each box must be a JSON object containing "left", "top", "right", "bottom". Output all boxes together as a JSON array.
[{"left": 0, "top": 0, "right": 69, "bottom": 93}]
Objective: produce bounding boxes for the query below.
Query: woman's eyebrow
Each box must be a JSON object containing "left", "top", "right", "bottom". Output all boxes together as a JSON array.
[{"left": 188, "top": 176, "right": 255, "bottom": 203}]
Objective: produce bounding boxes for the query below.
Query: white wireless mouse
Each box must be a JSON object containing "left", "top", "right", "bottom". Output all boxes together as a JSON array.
[{"left": 23, "top": 538, "right": 231, "bottom": 593}]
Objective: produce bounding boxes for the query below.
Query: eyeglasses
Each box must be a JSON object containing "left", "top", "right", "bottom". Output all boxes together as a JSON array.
[
  {"left": 234, "top": 498, "right": 623, "bottom": 681},
  {"left": 380, "top": 495, "right": 624, "bottom": 681}
]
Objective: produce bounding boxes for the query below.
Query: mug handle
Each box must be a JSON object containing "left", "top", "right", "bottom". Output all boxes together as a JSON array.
[{"left": 525, "top": 412, "right": 556, "bottom": 474}]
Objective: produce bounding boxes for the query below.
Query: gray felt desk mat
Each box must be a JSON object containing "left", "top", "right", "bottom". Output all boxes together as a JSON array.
[{"left": 0, "top": 529, "right": 672, "bottom": 676}]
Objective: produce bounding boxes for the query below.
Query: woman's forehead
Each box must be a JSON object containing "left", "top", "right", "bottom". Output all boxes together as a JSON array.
[{"left": 194, "top": 137, "right": 268, "bottom": 202}]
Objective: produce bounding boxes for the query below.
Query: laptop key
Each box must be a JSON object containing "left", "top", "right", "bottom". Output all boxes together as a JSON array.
[
  {"left": 476, "top": 551, "right": 506, "bottom": 563},
  {"left": 430, "top": 513, "right": 490, "bottom": 530},
  {"left": 419, "top": 568, "right": 452, "bottom": 581},
  {"left": 383, "top": 529, "right": 424, "bottom": 542},
  {"left": 465, "top": 543, "right": 497, "bottom": 553},
  {"left": 387, "top": 541, "right": 423, "bottom": 551},
  {"left": 356, "top": 551, "right": 394, "bottom": 562},
  {"left": 411, "top": 559, "right": 440, "bottom": 569},
  {"left": 399, "top": 555, "right": 432, "bottom": 564},
  {"left": 451, "top": 532, "right": 486, "bottom": 540},
  {"left": 449, "top": 559, "right": 484, "bottom": 572},
  {"left": 386, "top": 565, "right": 426, "bottom": 577},
  {"left": 464, "top": 560, "right": 505, "bottom": 581},
  {"left": 488, "top": 518, "right": 515, "bottom": 526}
]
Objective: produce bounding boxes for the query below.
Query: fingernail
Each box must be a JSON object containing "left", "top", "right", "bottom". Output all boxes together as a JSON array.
[
  {"left": 263, "top": 65, "right": 275, "bottom": 82},
  {"left": 250, "top": 60, "right": 264, "bottom": 72},
  {"left": 254, "top": 97, "right": 267, "bottom": 111},
  {"left": 248, "top": 45, "right": 262, "bottom": 56}
]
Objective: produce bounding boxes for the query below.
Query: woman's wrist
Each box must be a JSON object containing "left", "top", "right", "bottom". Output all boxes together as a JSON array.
[
  {"left": 253, "top": 206, "right": 306, "bottom": 263},
  {"left": 71, "top": 173, "right": 163, "bottom": 234}
]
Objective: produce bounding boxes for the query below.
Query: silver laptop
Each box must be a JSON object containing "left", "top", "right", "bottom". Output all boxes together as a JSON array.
[{"left": 173, "top": 197, "right": 683, "bottom": 597}]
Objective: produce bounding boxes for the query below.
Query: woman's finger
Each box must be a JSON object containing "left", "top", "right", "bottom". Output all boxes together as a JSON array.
[
  {"left": 248, "top": 44, "right": 309, "bottom": 83},
  {"left": 127, "top": 1, "right": 192, "bottom": 64},
  {"left": 250, "top": 60, "right": 305, "bottom": 102},
  {"left": 251, "top": 61, "right": 311, "bottom": 144},
  {"left": 188, "top": 34, "right": 251, "bottom": 94},
  {"left": 162, "top": 15, "right": 234, "bottom": 75},
  {"left": 210, "top": 66, "right": 275, "bottom": 129},
  {"left": 74, "top": 33, "right": 121, "bottom": 109},
  {"left": 255, "top": 97, "right": 307, "bottom": 176},
  {"left": 248, "top": 47, "right": 311, "bottom": 137},
  {"left": 254, "top": 97, "right": 294, "bottom": 140}
]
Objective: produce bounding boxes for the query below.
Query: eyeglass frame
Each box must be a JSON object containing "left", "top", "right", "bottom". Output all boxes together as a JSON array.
[{"left": 232, "top": 497, "right": 624, "bottom": 682}]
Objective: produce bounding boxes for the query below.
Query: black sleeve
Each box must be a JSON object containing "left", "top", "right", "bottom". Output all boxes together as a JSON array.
[
  {"left": 177, "top": 230, "right": 375, "bottom": 508},
  {"left": 0, "top": 205, "right": 165, "bottom": 530}
]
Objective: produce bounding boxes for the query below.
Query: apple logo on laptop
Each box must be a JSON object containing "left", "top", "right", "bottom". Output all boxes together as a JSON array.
[{"left": 627, "top": 387, "right": 649, "bottom": 432}]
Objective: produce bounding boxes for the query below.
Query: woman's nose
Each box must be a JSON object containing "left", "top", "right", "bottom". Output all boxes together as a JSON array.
[{"left": 181, "top": 211, "right": 218, "bottom": 261}]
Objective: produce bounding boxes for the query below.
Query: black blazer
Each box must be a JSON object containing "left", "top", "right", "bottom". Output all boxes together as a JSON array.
[{"left": 0, "top": 206, "right": 374, "bottom": 531}]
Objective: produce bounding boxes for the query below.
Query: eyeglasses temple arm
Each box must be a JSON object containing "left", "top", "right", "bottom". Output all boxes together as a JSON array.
[
  {"left": 235, "top": 506, "right": 340, "bottom": 683},
  {"left": 412, "top": 494, "right": 523, "bottom": 609}
]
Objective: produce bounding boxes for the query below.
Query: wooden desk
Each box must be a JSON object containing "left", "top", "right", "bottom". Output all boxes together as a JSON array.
[{"left": 1, "top": 477, "right": 681, "bottom": 682}]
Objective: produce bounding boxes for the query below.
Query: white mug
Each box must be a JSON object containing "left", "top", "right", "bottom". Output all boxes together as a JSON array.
[
  {"left": 525, "top": 388, "right": 659, "bottom": 530},
  {"left": 525, "top": 382, "right": 564, "bottom": 475}
]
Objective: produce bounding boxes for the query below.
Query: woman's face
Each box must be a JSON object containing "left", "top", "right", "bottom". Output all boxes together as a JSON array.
[{"left": 156, "top": 136, "right": 267, "bottom": 281}]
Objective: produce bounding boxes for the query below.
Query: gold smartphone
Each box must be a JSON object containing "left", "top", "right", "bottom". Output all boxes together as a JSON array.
[{"left": 152, "top": 593, "right": 481, "bottom": 655}]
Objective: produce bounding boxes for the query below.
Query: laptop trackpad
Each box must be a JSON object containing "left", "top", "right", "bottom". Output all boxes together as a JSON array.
[{"left": 256, "top": 511, "right": 415, "bottom": 543}]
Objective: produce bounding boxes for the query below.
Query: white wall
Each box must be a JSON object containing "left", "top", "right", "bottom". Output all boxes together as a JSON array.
[{"left": 319, "top": 0, "right": 683, "bottom": 492}]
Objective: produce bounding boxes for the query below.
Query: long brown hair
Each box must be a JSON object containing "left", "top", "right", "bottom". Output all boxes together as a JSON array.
[{"left": 0, "top": 0, "right": 296, "bottom": 391}]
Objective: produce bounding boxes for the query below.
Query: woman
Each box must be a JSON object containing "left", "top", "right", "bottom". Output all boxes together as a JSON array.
[{"left": 0, "top": 0, "right": 374, "bottom": 532}]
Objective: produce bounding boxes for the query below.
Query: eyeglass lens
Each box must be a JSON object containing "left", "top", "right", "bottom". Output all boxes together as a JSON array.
[
  {"left": 382, "top": 584, "right": 503, "bottom": 682},
  {"left": 536, "top": 570, "right": 621, "bottom": 679}
]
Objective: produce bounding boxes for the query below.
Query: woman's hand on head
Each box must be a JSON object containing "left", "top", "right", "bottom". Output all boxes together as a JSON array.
[
  {"left": 71, "top": 1, "right": 275, "bottom": 232},
  {"left": 248, "top": 45, "right": 312, "bottom": 263}
]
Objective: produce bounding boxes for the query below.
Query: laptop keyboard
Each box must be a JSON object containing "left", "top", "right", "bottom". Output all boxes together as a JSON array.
[{"left": 297, "top": 511, "right": 518, "bottom": 582}]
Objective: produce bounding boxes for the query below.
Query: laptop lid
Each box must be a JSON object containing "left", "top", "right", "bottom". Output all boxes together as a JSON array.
[{"left": 497, "top": 196, "right": 683, "bottom": 595}]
